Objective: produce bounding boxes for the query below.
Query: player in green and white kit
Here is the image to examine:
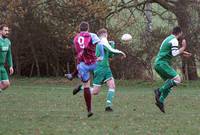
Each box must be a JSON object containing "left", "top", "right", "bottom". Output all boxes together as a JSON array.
[
  {"left": 154, "top": 26, "right": 191, "bottom": 113},
  {"left": 0, "top": 24, "right": 14, "bottom": 92},
  {"left": 91, "top": 28, "right": 126, "bottom": 111}
]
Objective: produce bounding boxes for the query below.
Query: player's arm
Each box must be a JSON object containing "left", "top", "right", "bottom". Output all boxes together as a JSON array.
[
  {"left": 170, "top": 38, "right": 186, "bottom": 56},
  {"left": 181, "top": 39, "right": 192, "bottom": 57},
  {"left": 179, "top": 39, "right": 192, "bottom": 57},
  {"left": 7, "top": 42, "right": 14, "bottom": 75},
  {"left": 108, "top": 41, "right": 116, "bottom": 58},
  {"left": 182, "top": 51, "right": 192, "bottom": 57},
  {"left": 90, "top": 33, "right": 100, "bottom": 45},
  {"left": 96, "top": 43, "right": 104, "bottom": 61},
  {"left": 103, "top": 39, "right": 126, "bottom": 57}
]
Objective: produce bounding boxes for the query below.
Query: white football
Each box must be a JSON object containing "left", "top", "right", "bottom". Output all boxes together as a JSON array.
[{"left": 121, "top": 33, "right": 132, "bottom": 41}]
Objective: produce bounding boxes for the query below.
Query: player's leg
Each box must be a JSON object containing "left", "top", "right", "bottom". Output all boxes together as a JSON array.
[
  {"left": 73, "top": 81, "right": 96, "bottom": 95},
  {"left": 83, "top": 81, "right": 93, "bottom": 117},
  {"left": 104, "top": 68, "right": 115, "bottom": 111},
  {"left": 105, "top": 78, "right": 115, "bottom": 112},
  {"left": 0, "top": 81, "right": 10, "bottom": 90},
  {"left": 92, "top": 67, "right": 104, "bottom": 95},
  {"left": 0, "top": 67, "right": 10, "bottom": 92},
  {"left": 77, "top": 62, "right": 93, "bottom": 117},
  {"left": 72, "top": 84, "right": 83, "bottom": 95},
  {"left": 154, "top": 68, "right": 169, "bottom": 103},
  {"left": 92, "top": 85, "right": 101, "bottom": 95},
  {"left": 154, "top": 63, "right": 179, "bottom": 112},
  {"left": 160, "top": 75, "right": 181, "bottom": 102},
  {"left": 158, "top": 64, "right": 179, "bottom": 103},
  {"left": 65, "top": 68, "right": 78, "bottom": 81}
]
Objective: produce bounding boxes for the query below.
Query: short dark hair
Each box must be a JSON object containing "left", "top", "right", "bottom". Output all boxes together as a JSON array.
[
  {"left": 79, "top": 21, "right": 89, "bottom": 31},
  {"left": 172, "top": 26, "right": 182, "bottom": 35},
  {"left": 0, "top": 24, "right": 8, "bottom": 30},
  {"left": 97, "top": 28, "right": 107, "bottom": 36}
]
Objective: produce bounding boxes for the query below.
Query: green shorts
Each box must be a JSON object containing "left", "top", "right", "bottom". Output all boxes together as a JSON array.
[
  {"left": 154, "top": 62, "right": 178, "bottom": 81},
  {"left": 0, "top": 66, "right": 9, "bottom": 81},
  {"left": 93, "top": 66, "right": 113, "bottom": 86}
]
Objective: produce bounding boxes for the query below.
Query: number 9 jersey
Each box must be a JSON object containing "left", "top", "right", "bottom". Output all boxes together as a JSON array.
[{"left": 73, "top": 32, "right": 100, "bottom": 65}]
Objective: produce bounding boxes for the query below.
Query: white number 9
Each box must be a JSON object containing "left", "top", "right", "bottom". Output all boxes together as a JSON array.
[{"left": 78, "top": 36, "right": 85, "bottom": 48}]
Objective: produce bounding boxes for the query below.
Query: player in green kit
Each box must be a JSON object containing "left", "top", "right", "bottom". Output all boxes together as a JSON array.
[
  {"left": 92, "top": 28, "right": 126, "bottom": 111},
  {"left": 0, "top": 24, "right": 14, "bottom": 93},
  {"left": 154, "top": 26, "right": 191, "bottom": 113}
]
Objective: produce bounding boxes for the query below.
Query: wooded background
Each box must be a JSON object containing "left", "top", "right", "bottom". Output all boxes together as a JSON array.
[{"left": 1, "top": 0, "right": 200, "bottom": 80}]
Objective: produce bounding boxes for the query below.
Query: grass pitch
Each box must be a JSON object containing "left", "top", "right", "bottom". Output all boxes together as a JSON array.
[{"left": 0, "top": 78, "right": 200, "bottom": 135}]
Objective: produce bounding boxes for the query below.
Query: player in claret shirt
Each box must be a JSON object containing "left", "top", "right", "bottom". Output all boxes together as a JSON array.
[
  {"left": 0, "top": 24, "right": 14, "bottom": 93},
  {"left": 73, "top": 21, "right": 104, "bottom": 117}
]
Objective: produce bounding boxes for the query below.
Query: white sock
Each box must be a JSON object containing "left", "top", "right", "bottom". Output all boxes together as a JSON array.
[{"left": 90, "top": 87, "right": 93, "bottom": 93}]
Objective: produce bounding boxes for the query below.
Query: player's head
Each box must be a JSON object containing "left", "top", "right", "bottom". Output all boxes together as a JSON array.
[
  {"left": 172, "top": 26, "right": 182, "bottom": 38},
  {"left": 79, "top": 21, "right": 89, "bottom": 32},
  {"left": 97, "top": 28, "right": 108, "bottom": 38},
  {"left": 0, "top": 24, "right": 9, "bottom": 38}
]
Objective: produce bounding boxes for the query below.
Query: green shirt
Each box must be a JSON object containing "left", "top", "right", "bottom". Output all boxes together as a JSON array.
[
  {"left": 0, "top": 37, "right": 13, "bottom": 67},
  {"left": 96, "top": 41, "right": 115, "bottom": 67},
  {"left": 155, "top": 35, "right": 178, "bottom": 65}
]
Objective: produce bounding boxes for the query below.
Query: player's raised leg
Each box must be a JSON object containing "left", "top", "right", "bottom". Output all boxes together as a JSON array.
[{"left": 65, "top": 69, "right": 78, "bottom": 81}]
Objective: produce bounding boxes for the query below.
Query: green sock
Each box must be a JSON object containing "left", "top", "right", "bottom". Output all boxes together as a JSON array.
[
  {"left": 106, "top": 88, "right": 115, "bottom": 107},
  {"left": 159, "top": 79, "right": 176, "bottom": 103},
  {"left": 159, "top": 88, "right": 172, "bottom": 103},
  {"left": 81, "top": 85, "right": 84, "bottom": 90},
  {"left": 159, "top": 79, "right": 176, "bottom": 93}
]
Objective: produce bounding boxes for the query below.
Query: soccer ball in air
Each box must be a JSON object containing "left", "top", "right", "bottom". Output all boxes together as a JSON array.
[{"left": 121, "top": 33, "right": 132, "bottom": 41}]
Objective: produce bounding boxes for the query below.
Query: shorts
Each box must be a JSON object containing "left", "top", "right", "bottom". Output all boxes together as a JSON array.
[
  {"left": 77, "top": 62, "right": 97, "bottom": 82},
  {"left": 0, "top": 66, "right": 9, "bottom": 81},
  {"left": 154, "top": 62, "right": 178, "bottom": 81},
  {"left": 93, "top": 66, "right": 113, "bottom": 86}
]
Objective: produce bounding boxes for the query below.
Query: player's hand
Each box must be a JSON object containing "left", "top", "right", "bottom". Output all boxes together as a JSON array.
[
  {"left": 96, "top": 57, "right": 103, "bottom": 61},
  {"left": 9, "top": 67, "right": 14, "bottom": 75},
  {"left": 121, "top": 53, "right": 126, "bottom": 59},
  {"left": 181, "top": 39, "right": 187, "bottom": 50},
  {"left": 182, "top": 51, "right": 192, "bottom": 58}
]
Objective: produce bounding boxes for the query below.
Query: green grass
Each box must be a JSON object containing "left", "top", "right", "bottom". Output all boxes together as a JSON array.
[{"left": 0, "top": 78, "right": 200, "bottom": 135}]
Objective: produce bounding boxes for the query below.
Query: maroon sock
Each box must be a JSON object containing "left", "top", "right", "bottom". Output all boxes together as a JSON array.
[
  {"left": 72, "top": 69, "right": 78, "bottom": 78},
  {"left": 84, "top": 87, "right": 92, "bottom": 112}
]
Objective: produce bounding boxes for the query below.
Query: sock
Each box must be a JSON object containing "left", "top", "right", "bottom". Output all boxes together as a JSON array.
[
  {"left": 90, "top": 87, "right": 93, "bottom": 94},
  {"left": 106, "top": 88, "right": 115, "bottom": 107},
  {"left": 159, "top": 79, "right": 176, "bottom": 103},
  {"left": 84, "top": 87, "right": 92, "bottom": 112},
  {"left": 159, "top": 88, "right": 172, "bottom": 103}
]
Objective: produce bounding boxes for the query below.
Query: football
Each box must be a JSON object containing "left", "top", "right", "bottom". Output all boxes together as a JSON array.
[{"left": 121, "top": 33, "right": 132, "bottom": 41}]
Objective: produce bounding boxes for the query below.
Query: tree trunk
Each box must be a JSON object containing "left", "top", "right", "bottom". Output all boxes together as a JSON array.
[
  {"left": 175, "top": 6, "right": 198, "bottom": 80},
  {"left": 144, "top": 0, "right": 154, "bottom": 80},
  {"left": 29, "top": 44, "right": 40, "bottom": 77}
]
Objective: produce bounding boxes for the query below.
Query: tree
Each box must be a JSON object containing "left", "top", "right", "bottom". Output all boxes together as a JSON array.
[
  {"left": 152, "top": 0, "right": 200, "bottom": 80},
  {"left": 111, "top": 0, "right": 200, "bottom": 80}
]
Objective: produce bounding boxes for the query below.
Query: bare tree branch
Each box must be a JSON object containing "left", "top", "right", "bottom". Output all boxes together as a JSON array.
[{"left": 151, "top": 0, "right": 176, "bottom": 11}]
